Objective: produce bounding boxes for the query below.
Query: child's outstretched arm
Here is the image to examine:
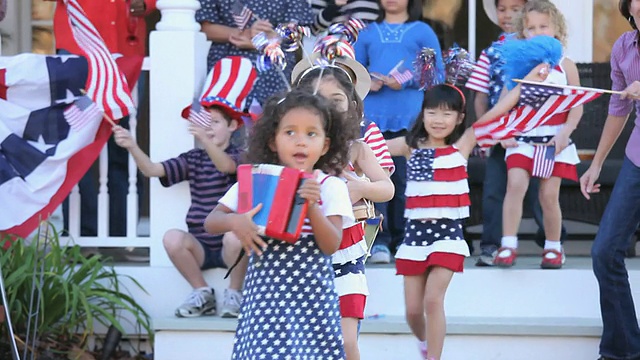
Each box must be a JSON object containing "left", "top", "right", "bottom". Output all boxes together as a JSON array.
[
  {"left": 205, "top": 203, "right": 267, "bottom": 256},
  {"left": 548, "top": 58, "right": 583, "bottom": 154},
  {"left": 300, "top": 171, "right": 342, "bottom": 255},
  {"left": 113, "top": 125, "right": 165, "bottom": 177},
  {"left": 386, "top": 136, "right": 410, "bottom": 158},
  {"left": 476, "top": 64, "right": 552, "bottom": 125},
  {"left": 189, "top": 124, "right": 238, "bottom": 174},
  {"left": 347, "top": 142, "right": 394, "bottom": 203}
]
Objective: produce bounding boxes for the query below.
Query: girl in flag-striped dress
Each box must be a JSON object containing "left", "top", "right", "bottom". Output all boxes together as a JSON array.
[
  {"left": 490, "top": 0, "right": 582, "bottom": 270},
  {"left": 386, "top": 84, "right": 477, "bottom": 360}
]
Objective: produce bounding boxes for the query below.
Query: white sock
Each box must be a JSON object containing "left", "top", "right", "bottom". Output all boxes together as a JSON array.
[
  {"left": 544, "top": 240, "right": 562, "bottom": 252},
  {"left": 501, "top": 236, "right": 518, "bottom": 249},
  {"left": 196, "top": 287, "right": 211, "bottom": 293}
]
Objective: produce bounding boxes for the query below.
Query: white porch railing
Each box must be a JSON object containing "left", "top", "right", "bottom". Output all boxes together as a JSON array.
[{"left": 58, "top": 0, "right": 211, "bottom": 268}]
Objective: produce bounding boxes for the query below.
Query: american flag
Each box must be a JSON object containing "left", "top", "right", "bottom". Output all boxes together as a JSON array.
[
  {"left": 64, "top": 95, "right": 103, "bottom": 131},
  {"left": 389, "top": 61, "right": 414, "bottom": 85},
  {"left": 231, "top": 0, "right": 253, "bottom": 30},
  {"left": 531, "top": 145, "right": 556, "bottom": 178},
  {"left": 473, "top": 81, "right": 602, "bottom": 148},
  {"left": 188, "top": 100, "right": 212, "bottom": 128},
  {"left": 64, "top": 0, "right": 135, "bottom": 120}
]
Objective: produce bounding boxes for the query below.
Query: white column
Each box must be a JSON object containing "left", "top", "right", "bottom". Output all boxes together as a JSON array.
[
  {"left": 468, "top": 0, "right": 477, "bottom": 60},
  {"left": 552, "top": 0, "right": 593, "bottom": 63},
  {"left": 149, "top": 0, "right": 210, "bottom": 267}
]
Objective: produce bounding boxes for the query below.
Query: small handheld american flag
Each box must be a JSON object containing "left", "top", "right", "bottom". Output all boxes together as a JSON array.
[
  {"left": 231, "top": 0, "right": 253, "bottom": 30},
  {"left": 63, "top": 95, "right": 103, "bottom": 131},
  {"left": 531, "top": 145, "right": 556, "bottom": 179},
  {"left": 187, "top": 100, "right": 212, "bottom": 128},
  {"left": 388, "top": 60, "right": 414, "bottom": 85}
]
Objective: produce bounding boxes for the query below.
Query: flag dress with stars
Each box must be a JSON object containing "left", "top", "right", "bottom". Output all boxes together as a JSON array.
[
  {"left": 218, "top": 173, "right": 354, "bottom": 360},
  {"left": 395, "top": 146, "right": 471, "bottom": 275},
  {"left": 504, "top": 59, "right": 580, "bottom": 181}
]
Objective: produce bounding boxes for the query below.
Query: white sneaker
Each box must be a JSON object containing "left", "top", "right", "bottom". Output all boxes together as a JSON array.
[
  {"left": 220, "top": 288, "right": 243, "bottom": 318},
  {"left": 175, "top": 288, "right": 217, "bottom": 318}
]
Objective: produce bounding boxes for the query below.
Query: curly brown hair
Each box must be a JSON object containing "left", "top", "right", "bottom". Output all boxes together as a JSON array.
[
  {"left": 247, "top": 89, "right": 350, "bottom": 175},
  {"left": 515, "top": 0, "right": 567, "bottom": 46},
  {"left": 295, "top": 66, "right": 362, "bottom": 143}
]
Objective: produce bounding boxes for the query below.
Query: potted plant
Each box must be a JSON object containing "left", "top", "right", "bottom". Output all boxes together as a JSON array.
[{"left": 0, "top": 226, "right": 152, "bottom": 359}]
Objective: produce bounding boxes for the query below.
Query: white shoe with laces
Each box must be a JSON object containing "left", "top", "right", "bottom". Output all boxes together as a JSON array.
[
  {"left": 175, "top": 288, "right": 217, "bottom": 318},
  {"left": 220, "top": 288, "right": 243, "bottom": 318}
]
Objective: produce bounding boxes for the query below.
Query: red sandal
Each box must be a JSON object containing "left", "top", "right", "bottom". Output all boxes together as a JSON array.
[
  {"left": 541, "top": 248, "right": 565, "bottom": 269},
  {"left": 494, "top": 247, "right": 517, "bottom": 267}
]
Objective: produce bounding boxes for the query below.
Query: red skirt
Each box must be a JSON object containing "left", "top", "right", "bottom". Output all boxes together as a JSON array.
[
  {"left": 506, "top": 154, "right": 578, "bottom": 181},
  {"left": 396, "top": 252, "right": 465, "bottom": 276}
]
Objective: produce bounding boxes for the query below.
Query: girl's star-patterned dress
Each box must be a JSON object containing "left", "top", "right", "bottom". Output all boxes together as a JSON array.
[
  {"left": 218, "top": 173, "right": 354, "bottom": 360},
  {"left": 505, "top": 58, "right": 580, "bottom": 181},
  {"left": 395, "top": 146, "right": 471, "bottom": 275}
]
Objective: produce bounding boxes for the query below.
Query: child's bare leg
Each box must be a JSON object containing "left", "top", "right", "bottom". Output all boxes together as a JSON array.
[
  {"left": 503, "top": 168, "right": 531, "bottom": 237},
  {"left": 538, "top": 177, "right": 563, "bottom": 241},
  {"left": 424, "top": 267, "right": 454, "bottom": 360},
  {"left": 404, "top": 274, "right": 428, "bottom": 341},
  {"left": 222, "top": 232, "right": 247, "bottom": 291},
  {"left": 163, "top": 229, "right": 207, "bottom": 288},
  {"left": 341, "top": 317, "right": 360, "bottom": 360}
]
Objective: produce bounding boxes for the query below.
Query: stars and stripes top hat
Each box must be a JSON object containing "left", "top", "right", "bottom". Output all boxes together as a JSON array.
[
  {"left": 291, "top": 40, "right": 371, "bottom": 99},
  {"left": 181, "top": 56, "right": 257, "bottom": 126}
]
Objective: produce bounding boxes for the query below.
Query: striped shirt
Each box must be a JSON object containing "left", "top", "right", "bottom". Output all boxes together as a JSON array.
[
  {"left": 310, "top": 0, "right": 379, "bottom": 34},
  {"left": 160, "top": 146, "right": 243, "bottom": 249},
  {"left": 608, "top": 30, "right": 640, "bottom": 167},
  {"left": 465, "top": 33, "right": 513, "bottom": 107},
  {"left": 361, "top": 120, "right": 395, "bottom": 174}
]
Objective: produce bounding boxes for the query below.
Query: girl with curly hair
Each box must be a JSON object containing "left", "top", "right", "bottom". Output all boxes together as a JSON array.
[
  {"left": 205, "top": 88, "right": 354, "bottom": 359},
  {"left": 490, "top": 0, "right": 582, "bottom": 270}
]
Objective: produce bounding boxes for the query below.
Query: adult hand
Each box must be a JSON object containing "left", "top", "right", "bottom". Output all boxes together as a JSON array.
[
  {"left": 129, "top": 0, "right": 146, "bottom": 17},
  {"left": 370, "top": 74, "right": 384, "bottom": 92},
  {"left": 620, "top": 81, "right": 640, "bottom": 100},
  {"left": 250, "top": 19, "right": 274, "bottom": 38},
  {"left": 229, "top": 30, "right": 255, "bottom": 50},
  {"left": 382, "top": 75, "right": 402, "bottom": 90},
  {"left": 579, "top": 165, "right": 602, "bottom": 200},
  {"left": 231, "top": 204, "right": 267, "bottom": 256}
]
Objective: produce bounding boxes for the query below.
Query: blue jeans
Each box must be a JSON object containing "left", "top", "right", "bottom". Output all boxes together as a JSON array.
[
  {"left": 374, "top": 131, "right": 407, "bottom": 253},
  {"left": 481, "top": 146, "right": 566, "bottom": 252},
  {"left": 592, "top": 156, "right": 640, "bottom": 360}
]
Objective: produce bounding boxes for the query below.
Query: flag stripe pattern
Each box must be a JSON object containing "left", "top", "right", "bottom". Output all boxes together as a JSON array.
[
  {"left": 232, "top": 0, "right": 253, "bottom": 30},
  {"left": 473, "top": 82, "right": 602, "bottom": 148},
  {"left": 63, "top": 95, "right": 103, "bottom": 131},
  {"left": 64, "top": 0, "right": 135, "bottom": 120},
  {"left": 189, "top": 101, "right": 212, "bottom": 128},
  {"left": 389, "top": 65, "right": 413, "bottom": 85},
  {"left": 531, "top": 145, "right": 555, "bottom": 178}
]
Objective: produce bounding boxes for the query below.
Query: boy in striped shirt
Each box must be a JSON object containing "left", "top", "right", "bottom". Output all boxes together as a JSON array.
[{"left": 310, "top": 0, "right": 380, "bottom": 34}]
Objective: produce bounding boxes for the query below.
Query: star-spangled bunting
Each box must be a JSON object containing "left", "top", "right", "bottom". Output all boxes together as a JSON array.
[{"left": 473, "top": 81, "right": 602, "bottom": 148}]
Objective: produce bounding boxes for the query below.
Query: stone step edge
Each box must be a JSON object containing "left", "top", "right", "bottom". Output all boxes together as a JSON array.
[{"left": 153, "top": 315, "right": 601, "bottom": 337}]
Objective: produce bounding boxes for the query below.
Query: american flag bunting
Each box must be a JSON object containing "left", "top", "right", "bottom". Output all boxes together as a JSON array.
[
  {"left": 473, "top": 81, "right": 602, "bottom": 148},
  {"left": 531, "top": 145, "right": 556, "bottom": 178}
]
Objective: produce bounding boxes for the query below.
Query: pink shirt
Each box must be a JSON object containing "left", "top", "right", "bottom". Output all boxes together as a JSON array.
[{"left": 609, "top": 30, "right": 640, "bottom": 166}]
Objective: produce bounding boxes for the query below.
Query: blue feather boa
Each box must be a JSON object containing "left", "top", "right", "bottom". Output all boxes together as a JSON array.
[{"left": 499, "top": 35, "right": 563, "bottom": 90}]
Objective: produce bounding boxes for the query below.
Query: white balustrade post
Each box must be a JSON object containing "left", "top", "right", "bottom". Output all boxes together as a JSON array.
[{"left": 149, "top": 0, "right": 209, "bottom": 267}]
